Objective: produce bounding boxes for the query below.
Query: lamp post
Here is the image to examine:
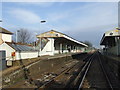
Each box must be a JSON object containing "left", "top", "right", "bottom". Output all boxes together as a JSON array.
[
  {"left": 38, "top": 20, "right": 46, "bottom": 57},
  {"left": 16, "top": 30, "right": 20, "bottom": 43}
]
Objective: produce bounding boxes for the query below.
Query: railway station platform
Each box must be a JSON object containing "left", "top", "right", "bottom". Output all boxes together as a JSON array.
[
  {"left": 1, "top": 52, "right": 89, "bottom": 88},
  {"left": 2, "top": 52, "right": 79, "bottom": 72}
]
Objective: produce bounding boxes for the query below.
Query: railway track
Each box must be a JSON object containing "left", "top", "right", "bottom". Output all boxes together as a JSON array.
[
  {"left": 6, "top": 53, "right": 91, "bottom": 89},
  {"left": 75, "top": 51, "right": 114, "bottom": 90},
  {"left": 39, "top": 62, "right": 80, "bottom": 88},
  {"left": 70, "top": 51, "right": 96, "bottom": 89},
  {"left": 34, "top": 53, "right": 94, "bottom": 89},
  {"left": 8, "top": 52, "right": 118, "bottom": 89}
]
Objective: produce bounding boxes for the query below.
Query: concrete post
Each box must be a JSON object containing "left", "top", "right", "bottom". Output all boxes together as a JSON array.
[
  {"left": 51, "top": 38, "right": 55, "bottom": 55},
  {"left": 73, "top": 45, "right": 75, "bottom": 52},
  {"left": 60, "top": 43, "right": 63, "bottom": 54},
  {"left": 65, "top": 45, "right": 68, "bottom": 53},
  {"left": 38, "top": 37, "right": 41, "bottom": 57}
]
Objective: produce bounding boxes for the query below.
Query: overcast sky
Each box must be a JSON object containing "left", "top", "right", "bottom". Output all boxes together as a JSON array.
[{"left": 0, "top": 1, "right": 118, "bottom": 48}]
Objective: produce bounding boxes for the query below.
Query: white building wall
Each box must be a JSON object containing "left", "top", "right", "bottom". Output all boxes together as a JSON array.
[
  {"left": 16, "top": 51, "right": 38, "bottom": 60},
  {"left": 0, "top": 43, "right": 15, "bottom": 60},
  {"left": 2, "top": 34, "right": 12, "bottom": 42},
  {"left": 0, "top": 43, "right": 39, "bottom": 60},
  {"left": 40, "top": 38, "right": 54, "bottom": 56}
]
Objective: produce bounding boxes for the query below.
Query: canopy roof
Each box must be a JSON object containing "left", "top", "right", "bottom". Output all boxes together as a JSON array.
[{"left": 100, "top": 29, "right": 120, "bottom": 45}]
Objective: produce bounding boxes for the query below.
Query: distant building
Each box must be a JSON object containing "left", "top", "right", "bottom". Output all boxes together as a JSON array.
[
  {"left": 100, "top": 28, "right": 120, "bottom": 56},
  {"left": 0, "top": 27, "right": 38, "bottom": 67},
  {"left": 0, "top": 42, "right": 38, "bottom": 60}
]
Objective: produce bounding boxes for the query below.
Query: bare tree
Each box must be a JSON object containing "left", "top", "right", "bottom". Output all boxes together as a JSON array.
[
  {"left": 17, "top": 28, "right": 33, "bottom": 44},
  {"left": 84, "top": 40, "right": 93, "bottom": 47}
]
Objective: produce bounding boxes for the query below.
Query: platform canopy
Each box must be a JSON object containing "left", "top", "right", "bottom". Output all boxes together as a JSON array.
[
  {"left": 100, "top": 29, "right": 120, "bottom": 45},
  {"left": 36, "top": 30, "right": 88, "bottom": 47}
]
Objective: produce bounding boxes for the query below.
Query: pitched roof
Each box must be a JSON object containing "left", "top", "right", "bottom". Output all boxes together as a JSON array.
[
  {"left": 37, "top": 30, "right": 88, "bottom": 47},
  {"left": 6, "top": 42, "right": 37, "bottom": 51},
  {"left": 0, "top": 27, "right": 13, "bottom": 35}
]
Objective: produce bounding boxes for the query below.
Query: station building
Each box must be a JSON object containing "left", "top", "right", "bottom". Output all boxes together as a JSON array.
[
  {"left": 36, "top": 30, "right": 88, "bottom": 56},
  {"left": 100, "top": 28, "right": 120, "bottom": 56}
]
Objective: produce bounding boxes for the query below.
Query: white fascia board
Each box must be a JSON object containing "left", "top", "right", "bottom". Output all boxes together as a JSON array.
[{"left": 63, "top": 35, "right": 88, "bottom": 47}]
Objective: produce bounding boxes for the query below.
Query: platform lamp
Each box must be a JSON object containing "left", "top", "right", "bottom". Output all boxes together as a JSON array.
[{"left": 38, "top": 20, "right": 46, "bottom": 57}]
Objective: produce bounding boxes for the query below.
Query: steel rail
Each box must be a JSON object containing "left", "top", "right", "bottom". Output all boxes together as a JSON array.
[
  {"left": 77, "top": 52, "right": 96, "bottom": 89},
  {"left": 78, "top": 58, "right": 92, "bottom": 89},
  {"left": 73, "top": 55, "right": 93, "bottom": 86},
  {"left": 39, "top": 61, "right": 80, "bottom": 88}
]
